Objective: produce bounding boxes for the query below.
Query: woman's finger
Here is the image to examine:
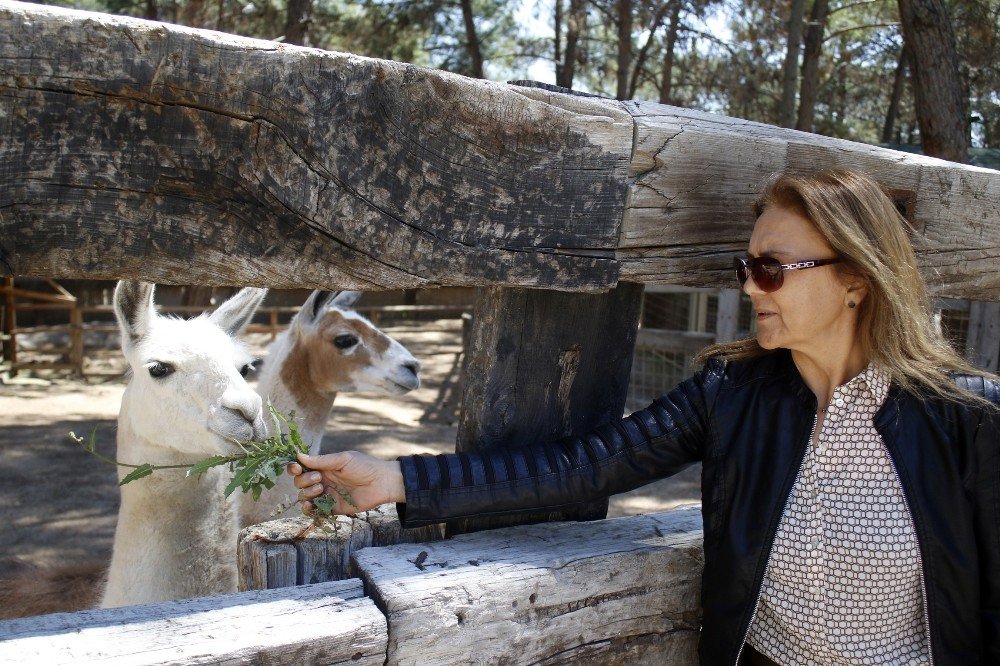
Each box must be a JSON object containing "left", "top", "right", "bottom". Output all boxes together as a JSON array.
[
  {"left": 286, "top": 462, "right": 303, "bottom": 476},
  {"left": 293, "top": 472, "right": 322, "bottom": 489}
]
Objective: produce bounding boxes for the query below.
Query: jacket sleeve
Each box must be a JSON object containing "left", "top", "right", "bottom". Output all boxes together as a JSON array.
[
  {"left": 395, "top": 358, "right": 724, "bottom": 528},
  {"left": 973, "top": 378, "right": 1000, "bottom": 661}
]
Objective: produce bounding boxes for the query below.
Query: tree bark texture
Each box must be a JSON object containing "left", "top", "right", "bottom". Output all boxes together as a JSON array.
[
  {"left": 628, "top": 1, "right": 671, "bottom": 99},
  {"left": 1, "top": 3, "right": 998, "bottom": 300},
  {"left": 659, "top": 0, "right": 682, "bottom": 105},
  {"left": 554, "top": 0, "right": 563, "bottom": 85},
  {"left": 459, "top": 0, "right": 485, "bottom": 79},
  {"left": 881, "top": 42, "right": 909, "bottom": 144},
  {"left": 283, "top": 0, "right": 311, "bottom": 46},
  {"left": 897, "top": 0, "right": 970, "bottom": 162},
  {"left": 616, "top": 0, "right": 633, "bottom": 99},
  {"left": 559, "top": 0, "right": 586, "bottom": 89},
  {"left": 779, "top": 0, "right": 808, "bottom": 128},
  {"left": 795, "top": 0, "right": 829, "bottom": 132}
]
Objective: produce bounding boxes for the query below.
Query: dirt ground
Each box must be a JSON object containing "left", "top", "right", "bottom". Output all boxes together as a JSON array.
[{"left": 0, "top": 322, "right": 700, "bottom": 574}]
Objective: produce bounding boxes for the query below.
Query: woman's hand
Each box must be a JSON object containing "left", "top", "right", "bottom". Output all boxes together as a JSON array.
[{"left": 287, "top": 451, "right": 405, "bottom": 515}]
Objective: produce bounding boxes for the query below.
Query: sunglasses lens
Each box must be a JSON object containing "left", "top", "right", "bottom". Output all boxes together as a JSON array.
[
  {"left": 752, "top": 258, "right": 783, "bottom": 292},
  {"left": 735, "top": 257, "right": 783, "bottom": 292}
]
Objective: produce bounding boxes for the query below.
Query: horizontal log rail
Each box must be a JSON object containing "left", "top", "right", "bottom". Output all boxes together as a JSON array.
[
  {"left": 1, "top": 299, "right": 469, "bottom": 376},
  {"left": 1, "top": 2, "right": 997, "bottom": 299},
  {"left": 0, "top": 506, "right": 703, "bottom": 665}
]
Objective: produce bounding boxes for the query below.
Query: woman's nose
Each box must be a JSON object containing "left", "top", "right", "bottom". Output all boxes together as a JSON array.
[{"left": 741, "top": 274, "right": 765, "bottom": 296}]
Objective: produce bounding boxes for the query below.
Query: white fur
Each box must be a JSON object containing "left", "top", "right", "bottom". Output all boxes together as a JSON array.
[
  {"left": 101, "top": 284, "right": 267, "bottom": 608},
  {"left": 242, "top": 291, "right": 420, "bottom": 526}
]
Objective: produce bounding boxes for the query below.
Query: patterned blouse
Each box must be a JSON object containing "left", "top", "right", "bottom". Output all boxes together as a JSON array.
[{"left": 746, "top": 363, "right": 930, "bottom": 665}]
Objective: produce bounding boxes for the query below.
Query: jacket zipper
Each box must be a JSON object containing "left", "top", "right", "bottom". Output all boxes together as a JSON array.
[
  {"left": 880, "top": 439, "right": 935, "bottom": 665},
  {"left": 733, "top": 413, "right": 817, "bottom": 666}
]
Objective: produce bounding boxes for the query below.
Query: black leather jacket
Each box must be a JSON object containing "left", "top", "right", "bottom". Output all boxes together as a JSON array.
[{"left": 397, "top": 349, "right": 1000, "bottom": 665}]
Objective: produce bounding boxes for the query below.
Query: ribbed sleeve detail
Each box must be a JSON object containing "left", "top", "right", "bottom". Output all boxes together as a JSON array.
[{"left": 394, "top": 359, "right": 724, "bottom": 528}]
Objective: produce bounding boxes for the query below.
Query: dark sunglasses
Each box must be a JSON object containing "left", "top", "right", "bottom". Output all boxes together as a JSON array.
[{"left": 733, "top": 256, "right": 842, "bottom": 293}]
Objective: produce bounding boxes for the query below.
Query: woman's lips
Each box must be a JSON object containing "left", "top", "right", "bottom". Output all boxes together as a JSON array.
[{"left": 756, "top": 311, "right": 776, "bottom": 321}]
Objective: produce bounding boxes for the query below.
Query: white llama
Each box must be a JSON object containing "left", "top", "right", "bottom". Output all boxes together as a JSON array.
[
  {"left": 241, "top": 290, "right": 420, "bottom": 526},
  {"left": 102, "top": 281, "right": 268, "bottom": 608}
]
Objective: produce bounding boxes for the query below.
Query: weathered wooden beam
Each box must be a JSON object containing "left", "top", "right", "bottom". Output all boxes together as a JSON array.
[
  {"left": 618, "top": 101, "right": 1000, "bottom": 300},
  {"left": 2, "top": 2, "right": 999, "bottom": 300},
  {"left": 0, "top": 579, "right": 387, "bottom": 665},
  {"left": 353, "top": 504, "right": 704, "bottom": 666},
  {"left": 0, "top": 2, "right": 632, "bottom": 292}
]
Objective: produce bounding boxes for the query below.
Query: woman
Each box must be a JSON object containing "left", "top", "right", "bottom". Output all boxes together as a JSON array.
[{"left": 289, "top": 169, "right": 999, "bottom": 665}]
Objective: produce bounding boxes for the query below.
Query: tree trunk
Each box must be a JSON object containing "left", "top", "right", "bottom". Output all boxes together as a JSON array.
[
  {"left": 554, "top": 0, "right": 564, "bottom": 85},
  {"left": 897, "top": 0, "right": 969, "bottom": 162},
  {"left": 881, "top": 42, "right": 909, "bottom": 144},
  {"left": 628, "top": 1, "right": 670, "bottom": 99},
  {"left": 616, "top": 0, "right": 633, "bottom": 100},
  {"left": 779, "top": 0, "right": 808, "bottom": 127},
  {"left": 283, "top": 0, "right": 311, "bottom": 46},
  {"left": 560, "top": 0, "right": 587, "bottom": 89},
  {"left": 795, "top": 0, "right": 829, "bottom": 132},
  {"left": 659, "top": 0, "right": 682, "bottom": 105},
  {"left": 460, "top": 0, "right": 485, "bottom": 79},
  {"left": 144, "top": 0, "right": 158, "bottom": 21}
]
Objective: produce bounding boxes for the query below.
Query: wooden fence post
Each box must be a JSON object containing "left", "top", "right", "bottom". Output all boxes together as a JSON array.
[
  {"left": 967, "top": 301, "right": 1000, "bottom": 372},
  {"left": 450, "top": 283, "right": 645, "bottom": 535},
  {"left": 69, "top": 303, "right": 83, "bottom": 377},
  {"left": 714, "top": 288, "right": 742, "bottom": 344}
]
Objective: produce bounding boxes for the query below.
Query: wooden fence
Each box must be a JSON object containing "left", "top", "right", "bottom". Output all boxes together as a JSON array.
[
  {"left": 0, "top": 277, "right": 467, "bottom": 376},
  {"left": 0, "top": 505, "right": 704, "bottom": 665},
  {"left": 0, "top": 0, "right": 998, "bottom": 661}
]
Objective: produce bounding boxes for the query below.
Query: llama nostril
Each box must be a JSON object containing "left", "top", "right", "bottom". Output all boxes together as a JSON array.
[{"left": 403, "top": 361, "right": 420, "bottom": 376}]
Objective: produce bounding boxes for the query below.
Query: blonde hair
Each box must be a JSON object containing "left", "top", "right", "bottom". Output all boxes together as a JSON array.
[{"left": 697, "top": 168, "right": 998, "bottom": 408}]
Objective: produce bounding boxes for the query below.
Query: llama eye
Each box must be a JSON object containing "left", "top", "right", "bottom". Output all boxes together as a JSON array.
[
  {"left": 333, "top": 334, "right": 358, "bottom": 350},
  {"left": 148, "top": 361, "right": 174, "bottom": 379},
  {"left": 239, "top": 363, "right": 253, "bottom": 378}
]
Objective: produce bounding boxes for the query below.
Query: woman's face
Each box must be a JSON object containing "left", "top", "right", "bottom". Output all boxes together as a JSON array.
[{"left": 744, "top": 205, "right": 861, "bottom": 355}]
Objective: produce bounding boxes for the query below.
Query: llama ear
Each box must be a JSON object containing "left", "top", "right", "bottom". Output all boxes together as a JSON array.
[
  {"left": 209, "top": 287, "right": 268, "bottom": 337},
  {"left": 113, "top": 280, "right": 156, "bottom": 348},
  {"left": 331, "top": 291, "right": 363, "bottom": 309},
  {"left": 302, "top": 290, "right": 338, "bottom": 323}
]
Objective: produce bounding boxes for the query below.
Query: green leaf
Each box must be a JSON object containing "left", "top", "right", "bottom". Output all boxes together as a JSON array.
[
  {"left": 289, "top": 424, "right": 307, "bottom": 455},
  {"left": 314, "top": 494, "right": 336, "bottom": 515},
  {"left": 224, "top": 458, "right": 264, "bottom": 497},
  {"left": 120, "top": 464, "right": 155, "bottom": 486},
  {"left": 186, "top": 455, "right": 235, "bottom": 478}
]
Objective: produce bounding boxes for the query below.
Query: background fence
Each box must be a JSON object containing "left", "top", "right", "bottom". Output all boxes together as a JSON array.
[{"left": 2, "top": 278, "right": 995, "bottom": 412}]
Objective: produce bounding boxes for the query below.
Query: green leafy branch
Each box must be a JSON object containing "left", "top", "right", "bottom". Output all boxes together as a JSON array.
[{"left": 70, "top": 402, "right": 356, "bottom": 523}]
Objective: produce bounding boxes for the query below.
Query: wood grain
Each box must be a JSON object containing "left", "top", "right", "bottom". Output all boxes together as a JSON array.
[
  {"left": 0, "top": 2, "right": 631, "bottom": 292},
  {"left": 0, "top": 579, "right": 387, "bottom": 665},
  {"left": 620, "top": 102, "right": 1000, "bottom": 300},
  {"left": 354, "top": 504, "right": 704, "bottom": 666},
  {"left": 2, "top": 3, "right": 998, "bottom": 300}
]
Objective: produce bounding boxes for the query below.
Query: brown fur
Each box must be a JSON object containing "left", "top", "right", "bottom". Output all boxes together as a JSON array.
[
  {"left": 0, "top": 558, "right": 105, "bottom": 619},
  {"left": 279, "top": 310, "right": 394, "bottom": 433}
]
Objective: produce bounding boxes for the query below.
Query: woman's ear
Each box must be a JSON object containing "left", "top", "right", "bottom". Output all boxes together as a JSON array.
[{"left": 845, "top": 280, "right": 869, "bottom": 308}]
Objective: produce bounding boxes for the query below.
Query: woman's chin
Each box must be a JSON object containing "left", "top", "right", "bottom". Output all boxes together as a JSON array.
[{"left": 755, "top": 334, "right": 781, "bottom": 350}]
